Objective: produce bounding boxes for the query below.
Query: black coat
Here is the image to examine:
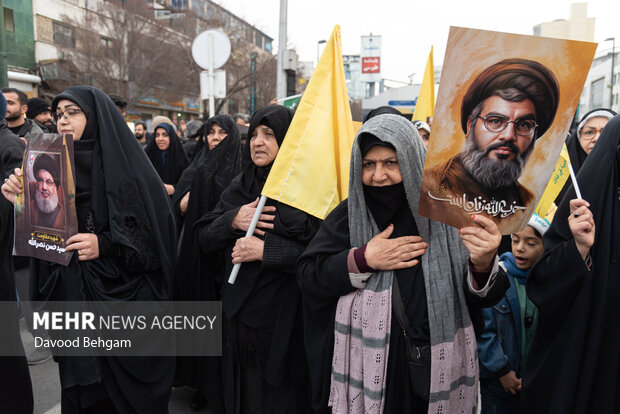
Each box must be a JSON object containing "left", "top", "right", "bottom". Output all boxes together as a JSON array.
[
  {"left": 0, "top": 155, "right": 33, "bottom": 414},
  {"left": 524, "top": 114, "right": 620, "bottom": 413},
  {"left": 0, "top": 119, "right": 26, "bottom": 178},
  {"left": 173, "top": 116, "right": 242, "bottom": 412}
]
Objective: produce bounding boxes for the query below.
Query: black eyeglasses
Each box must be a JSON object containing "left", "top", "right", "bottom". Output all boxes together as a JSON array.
[
  {"left": 477, "top": 115, "right": 538, "bottom": 137},
  {"left": 36, "top": 178, "right": 55, "bottom": 187},
  {"left": 53, "top": 108, "right": 83, "bottom": 122}
]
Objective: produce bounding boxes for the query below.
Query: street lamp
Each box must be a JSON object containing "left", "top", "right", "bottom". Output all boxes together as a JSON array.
[
  {"left": 605, "top": 37, "right": 615, "bottom": 110},
  {"left": 317, "top": 40, "right": 326, "bottom": 66}
]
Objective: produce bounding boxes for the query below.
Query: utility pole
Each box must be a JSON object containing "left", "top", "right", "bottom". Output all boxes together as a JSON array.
[
  {"left": 0, "top": 0, "right": 9, "bottom": 88},
  {"left": 250, "top": 52, "right": 256, "bottom": 114},
  {"left": 276, "top": 0, "right": 287, "bottom": 100},
  {"left": 606, "top": 37, "right": 616, "bottom": 110}
]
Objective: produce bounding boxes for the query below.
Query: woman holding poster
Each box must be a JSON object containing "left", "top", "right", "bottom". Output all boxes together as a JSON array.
[
  {"left": 2, "top": 86, "right": 177, "bottom": 413},
  {"left": 298, "top": 114, "right": 508, "bottom": 413}
]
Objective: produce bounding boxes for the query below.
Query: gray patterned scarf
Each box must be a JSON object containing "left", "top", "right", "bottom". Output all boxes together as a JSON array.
[{"left": 329, "top": 114, "right": 479, "bottom": 413}]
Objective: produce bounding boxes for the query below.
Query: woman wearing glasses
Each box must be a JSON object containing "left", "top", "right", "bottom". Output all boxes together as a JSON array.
[
  {"left": 554, "top": 108, "right": 616, "bottom": 205},
  {"left": 2, "top": 86, "right": 177, "bottom": 413}
]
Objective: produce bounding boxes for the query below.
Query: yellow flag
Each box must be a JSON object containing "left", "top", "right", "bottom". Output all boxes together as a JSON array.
[
  {"left": 412, "top": 47, "right": 435, "bottom": 122},
  {"left": 261, "top": 25, "right": 355, "bottom": 220},
  {"left": 262, "top": 25, "right": 355, "bottom": 219},
  {"left": 534, "top": 144, "right": 571, "bottom": 217}
]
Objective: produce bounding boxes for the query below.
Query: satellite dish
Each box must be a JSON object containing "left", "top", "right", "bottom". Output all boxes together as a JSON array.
[{"left": 191, "top": 30, "right": 231, "bottom": 70}]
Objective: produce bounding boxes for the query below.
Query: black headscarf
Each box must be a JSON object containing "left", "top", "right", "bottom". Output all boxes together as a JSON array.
[
  {"left": 44, "top": 86, "right": 177, "bottom": 413},
  {"left": 227, "top": 105, "right": 294, "bottom": 202},
  {"left": 172, "top": 114, "right": 239, "bottom": 212},
  {"left": 50, "top": 86, "right": 177, "bottom": 295},
  {"left": 524, "top": 114, "right": 620, "bottom": 412},
  {"left": 145, "top": 123, "right": 189, "bottom": 186}
]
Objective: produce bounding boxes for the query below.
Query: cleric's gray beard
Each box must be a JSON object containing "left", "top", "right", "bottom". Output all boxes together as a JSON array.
[
  {"left": 460, "top": 132, "right": 534, "bottom": 189},
  {"left": 35, "top": 188, "right": 59, "bottom": 214}
]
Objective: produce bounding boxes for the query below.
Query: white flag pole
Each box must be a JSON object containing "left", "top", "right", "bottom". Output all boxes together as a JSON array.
[
  {"left": 227, "top": 195, "right": 267, "bottom": 284},
  {"left": 566, "top": 163, "right": 582, "bottom": 200}
]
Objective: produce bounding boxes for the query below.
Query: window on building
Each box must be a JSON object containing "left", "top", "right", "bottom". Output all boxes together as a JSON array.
[
  {"left": 4, "top": 8, "right": 14, "bottom": 32},
  {"left": 40, "top": 62, "right": 60, "bottom": 80},
  {"left": 206, "top": 5, "right": 215, "bottom": 20},
  {"left": 169, "top": 0, "right": 187, "bottom": 9},
  {"left": 264, "top": 39, "right": 272, "bottom": 53},
  {"left": 53, "top": 22, "right": 76, "bottom": 48},
  {"left": 191, "top": 0, "right": 206, "bottom": 18},
  {"left": 100, "top": 37, "right": 115, "bottom": 59},
  {"left": 254, "top": 32, "right": 262, "bottom": 48},
  {"left": 590, "top": 77, "right": 604, "bottom": 108}
]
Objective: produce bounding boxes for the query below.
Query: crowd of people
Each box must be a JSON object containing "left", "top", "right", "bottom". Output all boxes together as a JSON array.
[{"left": 0, "top": 84, "right": 618, "bottom": 414}]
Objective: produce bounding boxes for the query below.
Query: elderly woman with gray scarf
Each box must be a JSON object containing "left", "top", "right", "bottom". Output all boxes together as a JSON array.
[{"left": 298, "top": 114, "right": 509, "bottom": 414}]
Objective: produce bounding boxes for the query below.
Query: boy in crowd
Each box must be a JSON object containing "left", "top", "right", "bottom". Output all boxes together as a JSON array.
[{"left": 477, "top": 208, "right": 554, "bottom": 413}]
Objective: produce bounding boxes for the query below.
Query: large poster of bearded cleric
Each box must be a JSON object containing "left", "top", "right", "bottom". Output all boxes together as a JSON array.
[
  {"left": 13, "top": 134, "right": 78, "bottom": 265},
  {"left": 418, "top": 27, "right": 596, "bottom": 234}
]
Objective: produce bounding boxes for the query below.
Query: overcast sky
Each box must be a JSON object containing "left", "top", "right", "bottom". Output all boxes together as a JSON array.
[{"left": 213, "top": 0, "right": 620, "bottom": 84}]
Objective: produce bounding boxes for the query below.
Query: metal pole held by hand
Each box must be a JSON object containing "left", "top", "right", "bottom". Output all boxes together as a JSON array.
[{"left": 228, "top": 195, "right": 267, "bottom": 284}]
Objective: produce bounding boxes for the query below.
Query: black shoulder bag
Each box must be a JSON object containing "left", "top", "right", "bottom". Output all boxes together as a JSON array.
[{"left": 391, "top": 277, "right": 431, "bottom": 401}]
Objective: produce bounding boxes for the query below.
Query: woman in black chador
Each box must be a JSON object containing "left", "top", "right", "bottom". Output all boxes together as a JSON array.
[
  {"left": 173, "top": 114, "right": 242, "bottom": 412},
  {"left": 2, "top": 86, "right": 177, "bottom": 413},
  {"left": 196, "top": 105, "right": 321, "bottom": 413},
  {"left": 145, "top": 122, "right": 189, "bottom": 197},
  {"left": 523, "top": 114, "right": 620, "bottom": 413},
  {"left": 554, "top": 108, "right": 616, "bottom": 205}
]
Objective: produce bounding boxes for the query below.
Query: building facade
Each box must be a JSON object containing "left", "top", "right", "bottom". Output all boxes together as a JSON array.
[
  {"left": 14, "top": 0, "right": 275, "bottom": 126},
  {"left": 1, "top": 0, "right": 40, "bottom": 96},
  {"left": 533, "top": 2, "right": 594, "bottom": 42},
  {"left": 579, "top": 50, "right": 619, "bottom": 114}
]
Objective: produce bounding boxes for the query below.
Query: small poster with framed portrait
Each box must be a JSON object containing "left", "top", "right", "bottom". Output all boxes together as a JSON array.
[
  {"left": 418, "top": 27, "right": 597, "bottom": 234},
  {"left": 13, "top": 133, "right": 78, "bottom": 265}
]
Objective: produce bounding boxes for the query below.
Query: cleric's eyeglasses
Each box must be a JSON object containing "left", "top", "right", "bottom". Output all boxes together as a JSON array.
[
  {"left": 477, "top": 115, "right": 538, "bottom": 137},
  {"left": 53, "top": 107, "right": 83, "bottom": 122},
  {"left": 36, "top": 178, "right": 55, "bottom": 187}
]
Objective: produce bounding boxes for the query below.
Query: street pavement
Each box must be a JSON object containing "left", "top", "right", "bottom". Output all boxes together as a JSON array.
[{"left": 20, "top": 319, "right": 211, "bottom": 414}]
